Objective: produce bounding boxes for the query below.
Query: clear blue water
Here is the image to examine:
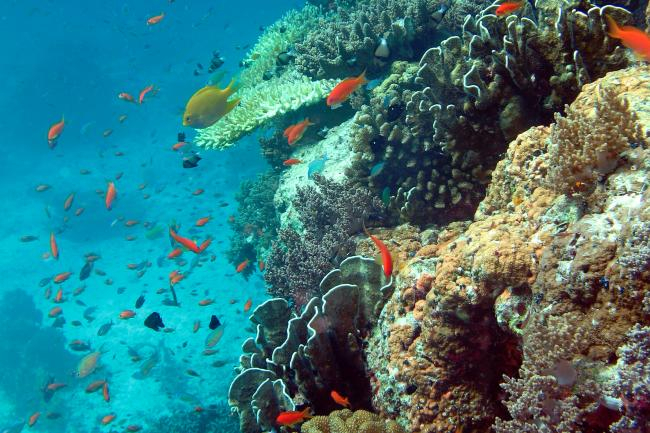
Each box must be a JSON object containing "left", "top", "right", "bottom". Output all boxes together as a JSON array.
[{"left": 0, "top": 1, "right": 302, "bottom": 431}]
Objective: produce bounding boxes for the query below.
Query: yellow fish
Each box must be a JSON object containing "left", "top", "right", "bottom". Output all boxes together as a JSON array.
[
  {"left": 77, "top": 351, "right": 101, "bottom": 378},
  {"left": 182, "top": 79, "right": 240, "bottom": 128}
]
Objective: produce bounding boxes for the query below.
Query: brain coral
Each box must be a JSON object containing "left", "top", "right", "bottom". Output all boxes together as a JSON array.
[{"left": 302, "top": 409, "right": 406, "bottom": 433}]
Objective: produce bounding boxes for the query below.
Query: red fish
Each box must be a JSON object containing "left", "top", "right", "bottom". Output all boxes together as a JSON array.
[
  {"left": 495, "top": 1, "right": 523, "bottom": 16},
  {"left": 50, "top": 232, "right": 59, "bottom": 260},
  {"left": 198, "top": 299, "right": 214, "bottom": 306},
  {"left": 48, "top": 306, "right": 62, "bottom": 317},
  {"left": 146, "top": 13, "right": 165, "bottom": 25},
  {"left": 167, "top": 248, "right": 183, "bottom": 259},
  {"left": 46, "top": 382, "right": 67, "bottom": 392},
  {"left": 331, "top": 390, "right": 351, "bottom": 408},
  {"left": 28, "top": 412, "right": 40, "bottom": 427},
  {"left": 118, "top": 92, "right": 135, "bottom": 102},
  {"left": 101, "top": 414, "right": 116, "bottom": 425},
  {"left": 103, "top": 382, "right": 110, "bottom": 402},
  {"left": 243, "top": 298, "right": 252, "bottom": 312},
  {"left": 47, "top": 116, "right": 65, "bottom": 148},
  {"left": 192, "top": 188, "right": 204, "bottom": 196},
  {"left": 259, "top": 260, "right": 265, "bottom": 272},
  {"left": 196, "top": 216, "right": 210, "bottom": 226},
  {"left": 198, "top": 238, "right": 212, "bottom": 252},
  {"left": 86, "top": 380, "right": 106, "bottom": 393},
  {"left": 283, "top": 158, "right": 302, "bottom": 166},
  {"left": 105, "top": 181, "right": 117, "bottom": 210},
  {"left": 169, "top": 228, "right": 201, "bottom": 253},
  {"left": 606, "top": 16, "right": 650, "bottom": 61},
  {"left": 327, "top": 71, "right": 367, "bottom": 107},
  {"left": 276, "top": 408, "right": 311, "bottom": 427},
  {"left": 139, "top": 84, "right": 155, "bottom": 104},
  {"left": 63, "top": 193, "right": 75, "bottom": 211},
  {"left": 172, "top": 141, "right": 187, "bottom": 151},
  {"left": 119, "top": 310, "right": 136, "bottom": 319},
  {"left": 363, "top": 224, "right": 393, "bottom": 278},
  {"left": 54, "top": 288, "right": 63, "bottom": 302},
  {"left": 284, "top": 119, "right": 314, "bottom": 146},
  {"left": 236, "top": 259, "right": 249, "bottom": 273},
  {"left": 54, "top": 272, "right": 72, "bottom": 283}
]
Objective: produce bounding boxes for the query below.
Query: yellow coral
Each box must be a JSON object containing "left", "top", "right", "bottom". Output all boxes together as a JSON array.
[
  {"left": 302, "top": 409, "right": 406, "bottom": 433},
  {"left": 194, "top": 70, "right": 336, "bottom": 150}
]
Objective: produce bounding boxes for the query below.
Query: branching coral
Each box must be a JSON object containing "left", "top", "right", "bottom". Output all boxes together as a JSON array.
[
  {"left": 264, "top": 174, "right": 382, "bottom": 305},
  {"left": 226, "top": 171, "right": 280, "bottom": 277},
  {"left": 194, "top": 70, "right": 337, "bottom": 150},
  {"left": 302, "top": 409, "right": 406, "bottom": 433},
  {"left": 494, "top": 314, "right": 601, "bottom": 433},
  {"left": 545, "top": 85, "right": 645, "bottom": 195}
]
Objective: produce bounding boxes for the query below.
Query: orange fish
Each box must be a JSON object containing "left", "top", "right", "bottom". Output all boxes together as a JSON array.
[
  {"left": 47, "top": 116, "right": 65, "bottom": 148},
  {"left": 606, "top": 16, "right": 650, "bottom": 61},
  {"left": 103, "top": 382, "right": 110, "bottom": 402},
  {"left": 276, "top": 408, "right": 311, "bottom": 427},
  {"left": 236, "top": 259, "right": 249, "bottom": 273},
  {"left": 495, "top": 1, "right": 523, "bottom": 16},
  {"left": 86, "top": 380, "right": 106, "bottom": 393},
  {"left": 146, "top": 13, "right": 165, "bottom": 25},
  {"left": 47, "top": 382, "right": 67, "bottom": 392},
  {"left": 28, "top": 412, "right": 40, "bottom": 427},
  {"left": 363, "top": 224, "right": 393, "bottom": 278},
  {"left": 259, "top": 260, "right": 265, "bottom": 272},
  {"left": 139, "top": 84, "right": 155, "bottom": 104},
  {"left": 168, "top": 248, "right": 183, "bottom": 259},
  {"left": 283, "top": 158, "right": 302, "bottom": 166},
  {"left": 169, "top": 228, "right": 201, "bottom": 253},
  {"left": 105, "top": 181, "right": 117, "bottom": 210},
  {"left": 75, "top": 207, "right": 85, "bottom": 216},
  {"left": 172, "top": 141, "right": 187, "bottom": 151},
  {"left": 198, "top": 238, "right": 212, "bottom": 252},
  {"left": 118, "top": 92, "right": 135, "bottom": 102},
  {"left": 50, "top": 232, "right": 59, "bottom": 260},
  {"left": 193, "top": 320, "right": 200, "bottom": 333},
  {"left": 77, "top": 351, "right": 101, "bottom": 378},
  {"left": 63, "top": 193, "right": 75, "bottom": 211},
  {"left": 198, "top": 299, "right": 214, "bottom": 306},
  {"left": 192, "top": 188, "right": 204, "bottom": 196},
  {"left": 125, "top": 220, "right": 139, "bottom": 227},
  {"left": 330, "top": 390, "right": 351, "bottom": 408},
  {"left": 327, "top": 70, "right": 367, "bottom": 107},
  {"left": 119, "top": 310, "right": 136, "bottom": 319},
  {"left": 170, "top": 270, "right": 184, "bottom": 286},
  {"left": 196, "top": 216, "right": 210, "bottom": 226},
  {"left": 54, "top": 272, "right": 72, "bottom": 283},
  {"left": 54, "top": 288, "right": 63, "bottom": 302},
  {"left": 243, "top": 298, "right": 252, "bottom": 312},
  {"left": 284, "top": 119, "right": 314, "bottom": 146},
  {"left": 48, "top": 306, "right": 62, "bottom": 317},
  {"left": 101, "top": 414, "right": 116, "bottom": 425}
]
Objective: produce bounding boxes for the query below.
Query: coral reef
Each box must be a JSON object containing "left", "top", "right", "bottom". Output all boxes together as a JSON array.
[
  {"left": 347, "top": 1, "right": 633, "bottom": 225},
  {"left": 149, "top": 402, "right": 239, "bottom": 433},
  {"left": 226, "top": 171, "right": 280, "bottom": 277},
  {"left": 194, "top": 70, "right": 337, "bottom": 150},
  {"left": 302, "top": 408, "right": 406, "bottom": 433},
  {"left": 363, "top": 65, "right": 650, "bottom": 432},
  {"left": 264, "top": 174, "right": 382, "bottom": 306}
]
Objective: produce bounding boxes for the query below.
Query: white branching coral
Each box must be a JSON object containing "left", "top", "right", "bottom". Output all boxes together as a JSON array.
[
  {"left": 194, "top": 70, "right": 336, "bottom": 150},
  {"left": 545, "top": 85, "right": 644, "bottom": 195}
]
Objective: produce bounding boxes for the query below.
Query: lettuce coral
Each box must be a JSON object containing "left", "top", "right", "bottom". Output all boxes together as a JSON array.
[{"left": 194, "top": 70, "right": 336, "bottom": 150}]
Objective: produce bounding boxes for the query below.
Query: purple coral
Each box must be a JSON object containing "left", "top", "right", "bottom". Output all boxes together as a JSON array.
[{"left": 264, "top": 174, "right": 382, "bottom": 305}]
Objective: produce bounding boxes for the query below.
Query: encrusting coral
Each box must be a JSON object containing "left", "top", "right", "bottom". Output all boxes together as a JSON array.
[{"left": 302, "top": 409, "right": 406, "bottom": 433}]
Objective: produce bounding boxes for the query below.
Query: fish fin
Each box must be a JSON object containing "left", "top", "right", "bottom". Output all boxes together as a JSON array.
[
  {"left": 225, "top": 98, "right": 240, "bottom": 115},
  {"left": 224, "top": 77, "right": 241, "bottom": 95},
  {"left": 357, "top": 69, "right": 368, "bottom": 85}
]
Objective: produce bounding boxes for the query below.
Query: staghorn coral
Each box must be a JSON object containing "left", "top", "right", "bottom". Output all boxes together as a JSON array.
[
  {"left": 347, "top": 1, "right": 633, "bottom": 225},
  {"left": 226, "top": 171, "right": 280, "bottom": 277},
  {"left": 302, "top": 409, "right": 406, "bottom": 433},
  {"left": 493, "top": 314, "right": 601, "bottom": 433},
  {"left": 608, "top": 324, "right": 650, "bottom": 432},
  {"left": 264, "top": 174, "right": 382, "bottom": 305},
  {"left": 545, "top": 85, "right": 645, "bottom": 195},
  {"left": 194, "top": 70, "right": 337, "bottom": 150}
]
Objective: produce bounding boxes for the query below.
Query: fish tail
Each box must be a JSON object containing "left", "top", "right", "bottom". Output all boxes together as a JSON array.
[{"left": 605, "top": 15, "right": 621, "bottom": 38}]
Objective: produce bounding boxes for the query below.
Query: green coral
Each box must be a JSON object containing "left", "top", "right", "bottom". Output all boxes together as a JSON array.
[
  {"left": 194, "top": 70, "right": 336, "bottom": 150},
  {"left": 302, "top": 409, "right": 406, "bottom": 433}
]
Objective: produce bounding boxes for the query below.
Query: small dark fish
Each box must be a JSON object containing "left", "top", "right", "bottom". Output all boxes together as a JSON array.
[
  {"left": 75, "top": 299, "right": 87, "bottom": 307},
  {"left": 46, "top": 412, "right": 62, "bottom": 420},
  {"left": 144, "top": 312, "right": 165, "bottom": 331},
  {"left": 97, "top": 321, "right": 113, "bottom": 336},
  {"left": 162, "top": 298, "right": 178, "bottom": 306},
  {"left": 39, "top": 277, "right": 52, "bottom": 287},
  {"left": 21, "top": 235, "right": 38, "bottom": 242},
  {"left": 79, "top": 261, "right": 93, "bottom": 281},
  {"left": 71, "top": 320, "right": 82, "bottom": 327},
  {"left": 95, "top": 269, "right": 106, "bottom": 276},
  {"left": 209, "top": 315, "right": 221, "bottom": 330},
  {"left": 83, "top": 306, "right": 97, "bottom": 322},
  {"left": 186, "top": 369, "right": 200, "bottom": 377},
  {"left": 182, "top": 154, "right": 201, "bottom": 169},
  {"left": 116, "top": 286, "right": 125, "bottom": 294},
  {"left": 135, "top": 295, "right": 145, "bottom": 309},
  {"left": 52, "top": 316, "right": 65, "bottom": 328},
  {"left": 218, "top": 202, "right": 229, "bottom": 207}
]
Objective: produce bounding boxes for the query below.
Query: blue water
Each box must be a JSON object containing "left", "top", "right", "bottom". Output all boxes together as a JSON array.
[{"left": 0, "top": 1, "right": 302, "bottom": 431}]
